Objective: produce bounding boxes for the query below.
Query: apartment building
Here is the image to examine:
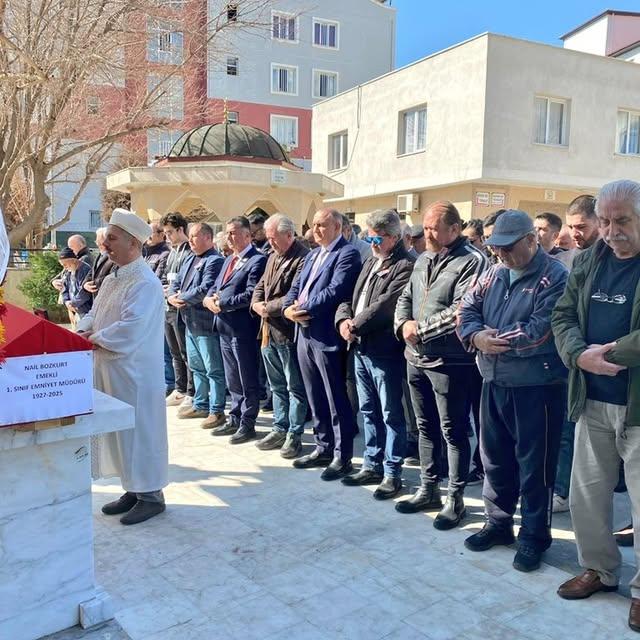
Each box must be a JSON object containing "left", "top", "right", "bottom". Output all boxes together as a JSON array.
[
  {"left": 312, "top": 31, "right": 640, "bottom": 226},
  {"left": 53, "top": 0, "right": 395, "bottom": 242}
]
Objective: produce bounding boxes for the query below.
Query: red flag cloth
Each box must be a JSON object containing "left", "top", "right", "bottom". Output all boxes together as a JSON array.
[{"left": 1, "top": 303, "right": 93, "bottom": 357}]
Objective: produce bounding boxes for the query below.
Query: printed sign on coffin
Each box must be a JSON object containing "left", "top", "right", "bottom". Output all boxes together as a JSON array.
[{"left": 0, "top": 304, "right": 94, "bottom": 426}]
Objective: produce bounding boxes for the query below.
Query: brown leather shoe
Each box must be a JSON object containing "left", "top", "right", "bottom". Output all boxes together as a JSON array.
[
  {"left": 557, "top": 569, "right": 618, "bottom": 600},
  {"left": 629, "top": 598, "right": 640, "bottom": 633},
  {"left": 201, "top": 413, "right": 226, "bottom": 429}
]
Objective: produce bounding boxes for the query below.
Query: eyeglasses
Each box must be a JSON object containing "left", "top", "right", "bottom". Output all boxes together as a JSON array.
[
  {"left": 591, "top": 290, "right": 627, "bottom": 305},
  {"left": 364, "top": 235, "right": 384, "bottom": 246}
]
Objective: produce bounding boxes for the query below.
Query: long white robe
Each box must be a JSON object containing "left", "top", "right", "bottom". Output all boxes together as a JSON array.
[{"left": 77, "top": 257, "right": 168, "bottom": 493}]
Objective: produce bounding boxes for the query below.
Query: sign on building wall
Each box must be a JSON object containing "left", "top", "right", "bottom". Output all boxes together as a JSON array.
[
  {"left": 491, "top": 192, "right": 506, "bottom": 207},
  {"left": 475, "top": 192, "right": 490, "bottom": 206},
  {"left": 271, "top": 169, "right": 287, "bottom": 185}
]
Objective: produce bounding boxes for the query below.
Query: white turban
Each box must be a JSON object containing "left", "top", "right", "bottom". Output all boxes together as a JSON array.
[{"left": 109, "top": 208, "right": 152, "bottom": 244}]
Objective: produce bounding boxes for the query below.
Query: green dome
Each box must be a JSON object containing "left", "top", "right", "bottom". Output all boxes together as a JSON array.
[{"left": 168, "top": 123, "right": 290, "bottom": 163}]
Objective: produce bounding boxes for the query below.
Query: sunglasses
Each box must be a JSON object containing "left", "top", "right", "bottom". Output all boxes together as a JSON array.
[{"left": 364, "top": 235, "right": 384, "bottom": 246}]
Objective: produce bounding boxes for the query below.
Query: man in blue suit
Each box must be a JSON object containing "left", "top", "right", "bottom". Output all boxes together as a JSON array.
[
  {"left": 284, "top": 208, "right": 361, "bottom": 480},
  {"left": 204, "top": 216, "right": 267, "bottom": 444},
  {"left": 167, "top": 223, "right": 226, "bottom": 430}
]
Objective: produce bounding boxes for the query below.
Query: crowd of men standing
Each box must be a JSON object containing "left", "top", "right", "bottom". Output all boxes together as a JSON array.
[{"left": 52, "top": 179, "right": 640, "bottom": 633}]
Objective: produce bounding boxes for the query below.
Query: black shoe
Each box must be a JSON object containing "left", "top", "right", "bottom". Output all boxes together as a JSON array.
[
  {"left": 120, "top": 500, "right": 166, "bottom": 525},
  {"left": 212, "top": 421, "right": 238, "bottom": 436},
  {"left": 404, "top": 456, "right": 421, "bottom": 467},
  {"left": 229, "top": 426, "right": 256, "bottom": 445},
  {"left": 433, "top": 493, "right": 466, "bottom": 530},
  {"left": 280, "top": 433, "right": 302, "bottom": 459},
  {"left": 373, "top": 476, "right": 402, "bottom": 500},
  {"left": 395, "top": 484, "right": 442, "bottom": 514},
  {"left": 341, "top": 468, "right": 383, "bottom": 486},
  {"left": 256, "top": 430, "right": 287, "bottom": 450},
  {"left": 513, "top": 545, "right": 542, "bottom": 572},
  {"left": 102, "top": 492, "right": 137, "bottom": 515},
  {"left": 615, "top": 524, "right": 634, "bottom": 547},
  {"left": 321, "top": 458, "right": 353, "bottom": 481},
  {"left": 464, "top": 525, "right": 515, "bottom": 552},
  {"left": 293, "top": 450, "right": 333, "bottom": 469},
  {"left": 466, "top": 468, "right": 484, "bottom": 486}
]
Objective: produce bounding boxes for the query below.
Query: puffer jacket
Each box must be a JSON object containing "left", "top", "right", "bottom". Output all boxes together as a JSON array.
[
  {"left": 394, "top": 235, "right": 487, "bottom": 367},
  {"left": 457, "top": 247, "right": 568, "bottom": 387}
]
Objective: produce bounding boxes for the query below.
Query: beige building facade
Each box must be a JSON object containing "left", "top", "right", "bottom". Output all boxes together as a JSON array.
[{"left": 312, "top": 33, "right": 640, "bottom": 226}]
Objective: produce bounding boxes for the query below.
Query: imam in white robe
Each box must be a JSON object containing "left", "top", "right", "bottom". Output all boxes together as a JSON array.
[{"left": 77, "top": 257, "right": 168, "bottom": 493}]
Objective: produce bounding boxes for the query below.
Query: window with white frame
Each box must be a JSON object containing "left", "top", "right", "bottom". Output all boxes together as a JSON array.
[
  {"left": 147, "top": 74, "right": 184, "bottom": 120},
  {"left": 86, "top": 96, "right": 100, "bottom": 115},
  {"left": 89, "top": 210, "right": 102, "bottom": 229},
  {"left": 328, "top": 131, "right": 348, "bottom": 170},
  {"left": 271, "top": 64, "right": 297, "bottom": 95},
  {"left": 226, "top": 3, "right": 238, "bottom": 22},
  {"left": 270, "top": 115, "right": 298, "bottom": 149},
  {"left": 399, "top": 106, "right": 427, "bottom": 155},
  {"left": 313, "top": 70, "right": 338, "bottom": 99},
  {"left": 616, "top": 109, "right": 640, "bottom": 155},
  {"left": 147, "top": 20, "right": 183, "bottom": 64},
  {"left": 147, "top": 129, "right": 183, "bottom": 160},
  {"left": 534, "top": 96, "right": 569, "bottom": 146},
  {"left": 227, "top": 56, "right": 238, "bottom": 76},
  {"left": 313, "top": 19, "right": 339, "bottom": 48},
  {"left": 272, "top": 12, "right": 297, "bottom": 42}
]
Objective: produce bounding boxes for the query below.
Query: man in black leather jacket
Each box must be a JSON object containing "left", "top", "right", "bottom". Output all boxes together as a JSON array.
[{"left": 394, "top": 201, "right": 487, "bottom": 529}]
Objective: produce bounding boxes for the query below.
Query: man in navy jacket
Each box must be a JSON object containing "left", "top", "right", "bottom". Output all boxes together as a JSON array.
[
  {"left": 457, "top": 210, "right": 568, "bottom": 573},
  {"left": 204, "top": 216, "right": 267, "bottom": 444},
  {"left": 168, "top": 223, "right": 225, "bottom": 429},
  {"left": 284, "top": 208, "right": 361, "bottom": 481}
]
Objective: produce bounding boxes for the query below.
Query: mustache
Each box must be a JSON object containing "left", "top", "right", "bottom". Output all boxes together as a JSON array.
[{"left": 606, "top": 234, "right": 630, "bottom": 242}]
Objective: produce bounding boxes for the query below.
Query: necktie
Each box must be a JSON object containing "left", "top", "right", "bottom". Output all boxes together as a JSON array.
[
  {"left": 222, "top": 255, "right": 238, "bottom": 284},
  {"left": 299, "top": 249, "right": 325, "bottom": 304}
]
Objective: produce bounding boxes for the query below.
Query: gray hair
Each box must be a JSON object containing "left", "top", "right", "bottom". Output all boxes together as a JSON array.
[
  {"left": 597, "top": 180, "right": 640, "bottom": 217},
  {"left": 68, "top": 233, "right": 87, "bottom": 247},
  {"left": 265, "top": 213, "right": 296, "bottom": 235},
  {"left": 318, "top": 207, "right": 343, "bottom": 228},
  {"left": 95, "top": 227, "right": 107, "bottom": 242},
  {"left": 366, "top": 209, "right": 401, "bottom": 238}
]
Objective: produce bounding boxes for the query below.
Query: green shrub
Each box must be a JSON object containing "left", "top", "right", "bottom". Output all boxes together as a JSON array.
[{"left": 18, "top": 251, "right": 62, "bottom": 311}]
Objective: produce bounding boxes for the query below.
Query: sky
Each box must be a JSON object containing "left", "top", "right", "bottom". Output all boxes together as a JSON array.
[{"left": 393, "top": 1, "right": 640, "bottom": 68}]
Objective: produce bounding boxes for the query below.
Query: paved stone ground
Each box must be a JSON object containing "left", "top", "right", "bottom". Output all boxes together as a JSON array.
[{"left": 50, "top": 407, "right": 638, "bottom": 640}]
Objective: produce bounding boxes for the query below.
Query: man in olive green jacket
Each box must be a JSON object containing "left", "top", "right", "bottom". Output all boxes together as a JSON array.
[{"left": 551, "top": 179, "right": 640, "bottom": 634}]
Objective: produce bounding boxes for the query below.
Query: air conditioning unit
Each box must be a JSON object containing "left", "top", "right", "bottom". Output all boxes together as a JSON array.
[{"left": 397, "top": 193, "right": 419, "bottom": 214}]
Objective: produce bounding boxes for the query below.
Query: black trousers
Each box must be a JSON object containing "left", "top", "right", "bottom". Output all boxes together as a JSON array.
[
  {"left": 470, "top": 366, "right": 484, "bottom": 473},
  {"left": 480, "top": 381, "right": 564, "bottom": 551},
  {"left": 164, "top": 311, "right": 194, "bottom": 396},
  {"left": 407, "top": 363, "right": 473, "bottom": 494}
]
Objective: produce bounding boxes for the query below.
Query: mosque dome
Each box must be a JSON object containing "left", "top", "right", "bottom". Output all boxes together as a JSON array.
[{"left": 167, "top": 123, "right": 291, "bottom": 163}]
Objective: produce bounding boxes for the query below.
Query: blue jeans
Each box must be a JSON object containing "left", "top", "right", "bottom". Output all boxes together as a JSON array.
[
  {"left": 261, "top": 342, "right": 308, "bottom": 435},
  {"left": 164, "top": 337, "right": 175, "bottom": 392},
  {"left": 555, "top": 419, "right": 575, "bottom": 499},
  {"left": 185, "top": 329, "right": 225, "bottom": 415},
  {"left": 355, "top": 351, "right": 407, "bottom": 478}
]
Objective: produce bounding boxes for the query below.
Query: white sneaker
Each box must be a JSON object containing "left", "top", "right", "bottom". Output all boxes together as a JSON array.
[
  {"left": 552, "top": 494, "right": 570, "bottom": 513},
  {"left": 179, "top": 395, "right": 194, "bottom": 408},
  {"left": 166, "top": 390, "right": 186, "bottom": 407}
]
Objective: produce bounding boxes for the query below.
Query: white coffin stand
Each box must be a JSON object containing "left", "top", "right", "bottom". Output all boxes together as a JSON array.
[{"left": 0, "top": 390, "right": 135, "bottom": 640}]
